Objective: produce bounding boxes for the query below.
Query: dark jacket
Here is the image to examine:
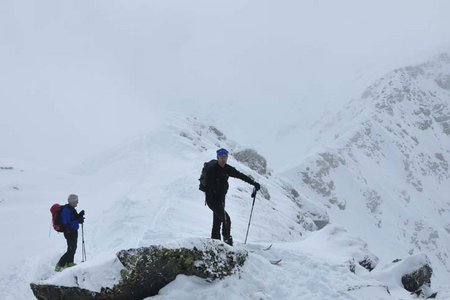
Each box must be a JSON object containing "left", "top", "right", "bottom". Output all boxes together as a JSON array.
[
  {"left": 205, "top": 162, "right": 254, "bottom": 196},
  {"left": 61, "top": 205, "right": 80, "bottom": 232}
]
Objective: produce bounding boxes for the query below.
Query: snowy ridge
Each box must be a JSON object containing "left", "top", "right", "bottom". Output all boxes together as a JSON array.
[
  {"left": 34, "top": 230, "right": 427, "bottom": 300},
  {"left": 76, "top": 115, "right": 327, "bottom": 251},
  {"left": 0, "top": 115, "right": 330, "bottom": 299},
  {"left": 284, "top": 54, "right": 450, "bottom": 285},
  {"left": 3, "top": 57, "right": 450, "bottom": 298}
]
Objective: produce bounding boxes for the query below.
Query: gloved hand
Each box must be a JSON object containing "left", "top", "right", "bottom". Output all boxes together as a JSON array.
[
  {"left": 77, "top": 210, "right": 85, "bottom": 223},
  {"left": 253, "top": 181, "right": 261, "bottom": 191}
]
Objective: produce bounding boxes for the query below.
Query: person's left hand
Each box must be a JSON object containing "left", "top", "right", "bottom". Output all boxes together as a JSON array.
[{"left": 78, "top": 210, "right": 85, "bottom": 223}]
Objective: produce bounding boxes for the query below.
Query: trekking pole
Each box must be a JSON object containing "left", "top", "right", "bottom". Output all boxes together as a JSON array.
[
  {"left": 48, "top": 220, "right": 53, "bottom": 237},
  {"left": 244, "top": 188, "right": 257, "bottom": 244},
  {"left": 81, "top": 224, "right": 87, "bottom": 262}
]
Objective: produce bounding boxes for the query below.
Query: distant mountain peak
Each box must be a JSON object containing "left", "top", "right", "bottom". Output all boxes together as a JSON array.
[
  {"left": 285, "top": 54, "right": 450, "bottom": 277},
  {"left": 361, "top": 53, "right": 450, "bottom": 126}
]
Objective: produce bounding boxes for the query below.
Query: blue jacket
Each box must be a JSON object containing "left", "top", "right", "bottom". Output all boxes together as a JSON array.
[{"left": 61, "top": 205, "right": 80, "bottom": 232}]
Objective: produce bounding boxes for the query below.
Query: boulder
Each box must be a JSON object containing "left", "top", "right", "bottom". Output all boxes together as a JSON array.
[
  {"left": 401, "top": 263, "right": 433, "bottom": 295},
  {"left": 233, "top": 149, "right": 268, "bottom": 175},
  {"left": 30, "top": 284, "right": 99, "bottom": 300},
  {"left": 370, "top": 254, "right": 434, "bottom": 298},
  {"left": 30, "top": 240, "right": 247, "bottom": 300}
]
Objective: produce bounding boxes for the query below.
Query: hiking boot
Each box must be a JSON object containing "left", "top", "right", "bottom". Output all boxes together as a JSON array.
[
  {"left": 224, "top": 236, "right": 233, "bottom": 246},
  {"left": 65, "top": 262, "right": 77, "bottom": 268},
  {"left": 55, "top": 264, "right": 64, "bottom": 272}
]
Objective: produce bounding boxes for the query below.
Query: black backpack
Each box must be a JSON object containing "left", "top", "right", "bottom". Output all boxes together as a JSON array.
[{"left": 198, "top": 160, "right": 217, "bottom": 192}]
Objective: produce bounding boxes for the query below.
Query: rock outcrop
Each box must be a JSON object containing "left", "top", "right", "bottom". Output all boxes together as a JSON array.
[
  {"left": 233, "top": 148, "right": 268, "bottom": 175},
  {"left": 284, "top": 53, "right": 450, "bottom": 274},
  {"left": 371, "top": 253, "right": 434, "bottom": 298},
  {"left": 30, "top": 240, "right": 247, "bottom": 300},
  {"left": 401, "top": 263, "right": 433, "bottom": 295}
]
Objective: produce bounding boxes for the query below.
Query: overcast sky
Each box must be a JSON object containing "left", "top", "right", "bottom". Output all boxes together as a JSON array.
[{"left": 1, "top": 0, "right": 450, "bottom": 169}]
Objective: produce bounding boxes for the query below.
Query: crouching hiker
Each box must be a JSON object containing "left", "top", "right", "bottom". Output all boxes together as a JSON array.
[
  {"left": 55, "top": 194, "right": 85, "bottom": 272},
  {"left": 200, "top": 148, "right": 260, "bottom": 246}
]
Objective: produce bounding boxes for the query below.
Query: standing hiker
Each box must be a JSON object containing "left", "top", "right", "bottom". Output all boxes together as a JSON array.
[
  {"left": 55, "top": 194, "right": 85, "bottom": 272},
  {"left": 202, "top": 148, "right": 260, "bottom": 246}
]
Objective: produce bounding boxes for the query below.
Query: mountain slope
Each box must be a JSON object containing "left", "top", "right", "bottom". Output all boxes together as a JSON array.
[
  {"left": 284, "top": 53, "right": 450, "bottom": 285},
  {"left": 3, "top": 55, "right": 450, "bottom": 298},
  {"left": 0, "top": 115, "right": 328, "bottom": 299},
  {"left": 75, "top": 115, "right": 328, "bottom": 253}
]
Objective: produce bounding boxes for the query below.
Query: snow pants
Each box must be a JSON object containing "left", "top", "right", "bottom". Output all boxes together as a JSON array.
[
  {"left": 58, "top": 231, "right": 78, "bottom": 266},
  {"left": 205, "top": 192, "right": 231, "bottom": 240}
]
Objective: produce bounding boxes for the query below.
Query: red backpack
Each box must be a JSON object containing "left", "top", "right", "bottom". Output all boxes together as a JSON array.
[{"left": 50, "top": 204, "right": 64, "bottom": 232}]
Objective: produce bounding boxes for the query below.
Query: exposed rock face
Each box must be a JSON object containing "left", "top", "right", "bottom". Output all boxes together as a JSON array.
[
  {"left": 233, "top": 148, "right": 268, "bottom": 175},
  {"left": 30, "top": 284, "right": 99, "bottom": 300},
  {"left": 372, "top": 254, "right": 434, "bottom": 298},
  {"left": 358, "top": 256, "right": 377, "bottom": 272},
  {"left": 401, "top": 264, "right": 433, "bottom": 295},
  {"left": 208, "top": 126, "right": 227, "bottom": 141},
  {"left": 30, "top": 241, "right": 247, "bottom": 300},
  {"left": 282, "top": 182, "right": 330, "bottom": 231},
  {"left": 285, "top": 53, "right": 450, "bottom": 273},
  {"left": 435, "top": 74, "right": 450, "bottom": 90},
  {"left": 172, "top": 117, "right": 323, "bottom": 238},
  {"left": 295, "top": 200, "right": 329, "bottom": 231},
  {"left": 300, "top": 152, "right": 347, "bottom": 210},
  {"left": 258, "top": 185, "right": 271, "bottom": 200}
]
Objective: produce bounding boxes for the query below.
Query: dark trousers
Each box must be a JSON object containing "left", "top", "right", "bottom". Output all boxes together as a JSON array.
[
  {"left": 206, "top": 193, "right": 231, "bottom": 240},
  {"left": 58, "top": 231, "right": 78, "bottom": 266}
]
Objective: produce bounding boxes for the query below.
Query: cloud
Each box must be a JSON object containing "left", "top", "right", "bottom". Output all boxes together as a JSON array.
[{"left": 1, "top": 0, "right": 449, "bottom": 167}]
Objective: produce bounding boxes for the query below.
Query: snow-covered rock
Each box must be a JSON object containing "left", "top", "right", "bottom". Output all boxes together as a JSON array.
[
  {"left": 369, "top": 253, "right": 434, "bottom": 298},
  {"left": 30, "top": 239, "right": 247, "bottom": 300},
  {"left": 233, "top": 148, "right": 269, "bottom": 176}
]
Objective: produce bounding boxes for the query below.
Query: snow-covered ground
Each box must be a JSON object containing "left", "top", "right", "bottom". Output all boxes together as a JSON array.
[
  {"left": 284, "top": 54, "right": 450, "bottom": 287},
  {"left": 0, "top": 115, "right": 318, "bottom": 299},
  {"left": 2, "top": 88, "right": 450, "bottom": 299},
  {"left": 2, "top": 1, "right": 450, "bottom": 298}
]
